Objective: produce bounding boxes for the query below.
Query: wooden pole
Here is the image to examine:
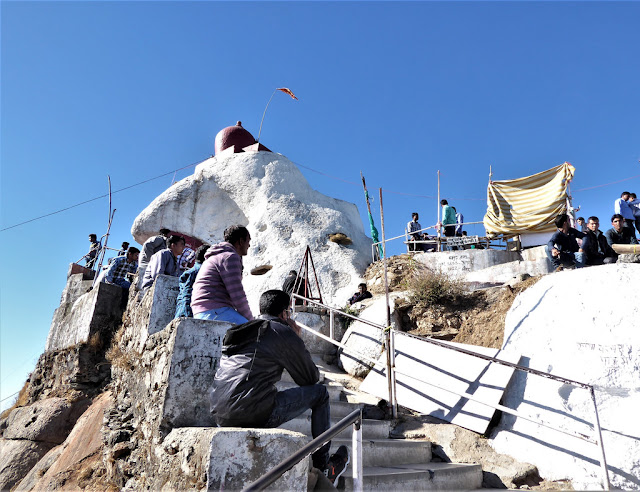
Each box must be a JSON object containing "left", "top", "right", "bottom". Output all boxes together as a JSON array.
[{"left": 378, "top": 187, "right": 397, "bottom": 418}]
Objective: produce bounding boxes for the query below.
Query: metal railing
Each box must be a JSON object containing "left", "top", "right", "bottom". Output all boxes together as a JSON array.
[
  {"left": 289, "top": 293, "right": 612, "bottom": 490},
  {"left": 371, "top": 220, "right": 508, "bottom": 260},
  {"left": 242, "top": 409, "right": 364, "bottom": 492}
]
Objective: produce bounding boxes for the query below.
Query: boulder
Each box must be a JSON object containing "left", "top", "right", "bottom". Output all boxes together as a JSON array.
[
  {"left": 0, "top": 439, "right": 54, "bottom": 490},
  {"left": 3, "top": 397, "right": 89, "bottom": 444},
  {"left": 490, "top": 263, "right": 640, "bottom": 490},
  {"left": 131, "top": 152, "right": 372, "bottom": 312}
]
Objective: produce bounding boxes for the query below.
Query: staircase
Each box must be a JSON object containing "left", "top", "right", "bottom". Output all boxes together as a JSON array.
[{"left": 279, "top": 354, "right": 483, "bottom": 491}]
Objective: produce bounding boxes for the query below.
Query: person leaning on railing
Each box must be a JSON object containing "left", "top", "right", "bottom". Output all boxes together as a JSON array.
[{"left": 209, "top": 290, "right": 349, "bottom": 485}]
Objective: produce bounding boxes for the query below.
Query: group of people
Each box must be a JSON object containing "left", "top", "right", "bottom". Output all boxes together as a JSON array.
[
  {"left": 406, "top": 200, "right": 464, "bottom": 252},
  {"left": 105, "top": 224, "right": 349, "bottom": 485},
  {"left": 547, "top": 191, "right": 639, "bottom": 271}
]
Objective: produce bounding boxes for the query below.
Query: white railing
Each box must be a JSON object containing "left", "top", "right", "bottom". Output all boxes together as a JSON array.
[{"left": 291, "top": 293, "right": 611, "bottom": 490}]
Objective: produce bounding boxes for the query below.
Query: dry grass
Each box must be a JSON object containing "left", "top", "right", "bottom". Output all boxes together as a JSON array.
[
  {"left": 105, "top": 327, "right": 134, "bottom": 372},
  {"left": 405, "top": 267, "right": 463, "bottom": 308},
  {"left": 0, "top": 379, "right": 31, "bottom": 419}
]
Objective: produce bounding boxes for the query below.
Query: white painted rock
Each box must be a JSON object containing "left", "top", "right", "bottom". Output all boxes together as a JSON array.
[
  {"left": 339, "top": 294, "right": 403, "bottom": 378},
  {"left": 131, "top": 152, "right": 372, "bottom": 313},
  {"left": 490, "top": 263, "right": 640, "bottom": 490}
]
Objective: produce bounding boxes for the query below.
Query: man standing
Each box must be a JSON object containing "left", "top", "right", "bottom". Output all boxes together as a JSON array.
[
  {"left": 627, "top": 193, "right": 640, "bottom": 236},
  {"left": 454, "top": 207, "right": 464, "bottom": 236},
  {"left": 191, "top": 225, "right": 253, "bottom": 324},
  {"left": 581, "top": 217, "right": 617, "bottom": 266},
  {"left": 546, "top": 213, "right": 585, "bottom": 271},
  {"left": 440, "top": 200, "right": 456, "bottom": 237},
  {"left": 614, "top": 192, "right": 635, "bottom": 231},
  {"left": 136, "top": 228, "right": 170, "bottom": 289},
  {"left": 117, "top": 242, "right": 130, "bottom": 257},
  {"left": 85, "top": 234, "right": 101, "bottom": 269},
  {"left": 210, "top": 289, "right": 349, "bottom": 484},
  {"left": 103, "top": 246, "right": 140, "bottom": 288},
  {"left": 605, "top": 214, "right": 638, "bottom": 247},
  {"left": 141, "top": 235, "right": 185, "bottom": 291}
]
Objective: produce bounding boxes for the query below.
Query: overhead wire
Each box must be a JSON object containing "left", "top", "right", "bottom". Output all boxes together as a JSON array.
[{"left": 2, "top": 156, "right": 639, "bottom": 232}]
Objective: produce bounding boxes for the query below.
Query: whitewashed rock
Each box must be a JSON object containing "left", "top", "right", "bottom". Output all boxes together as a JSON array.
[
  {"left": 490, "top": 263, "right": 640, "bottom": 490},
  {"left": 338, "top": 294, "right": 403, "bottom": 378},
  {"left": 131, "top": 152, "right": 372, "bottom": 313}
]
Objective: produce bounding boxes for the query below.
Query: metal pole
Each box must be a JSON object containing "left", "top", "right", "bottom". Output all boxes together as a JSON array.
[
  {"left": 590, "top": 387, "right": 611, "bottom": 490},
  {"left": 352, "top": 413, "right": 363, "bottom": 492},
  {"left": 437, "top": 170, "right": 442, "bottom": 252},
  {"left": 389, "top": 328, "right": 398, "bottom": 415},
  {"left": 329, "top": 309, "right": 335, "bottom": 340},
  {"left": 378, "top": 187, "right": 397, "bottom": 418}
]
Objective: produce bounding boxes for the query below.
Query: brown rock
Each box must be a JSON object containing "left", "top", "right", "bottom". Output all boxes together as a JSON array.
[{"left": 0, "top": 438, "right": 55, "bottom": 490}]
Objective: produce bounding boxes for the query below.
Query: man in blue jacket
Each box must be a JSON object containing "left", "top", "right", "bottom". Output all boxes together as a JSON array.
[{"left": 547, "top": 213, "right": 585, "bottom": 271}]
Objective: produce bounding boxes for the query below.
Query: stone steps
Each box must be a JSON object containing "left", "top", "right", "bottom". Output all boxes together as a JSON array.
[
  {"left": 330, "top": 438, "right": 431, "bottom": 467},
  {"left": 279, "top": 415, "right": 390, "bottom": 440},
  {"left": 341, "top": 462, "right": 483, "bottom": 491}
]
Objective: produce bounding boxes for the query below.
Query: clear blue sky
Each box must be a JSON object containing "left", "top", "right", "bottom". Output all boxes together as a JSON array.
[{"left": 2, "top": 1, "right": 639, "bottom": 409}]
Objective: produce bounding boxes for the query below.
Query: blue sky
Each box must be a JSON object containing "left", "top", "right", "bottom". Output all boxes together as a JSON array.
[{"left": 1, "top": 1, "right": 639, "bottom": 409}]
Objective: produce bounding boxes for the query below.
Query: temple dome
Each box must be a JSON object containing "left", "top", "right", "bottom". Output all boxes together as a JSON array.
[{"left": 214, "top": 121, "right": 256, "bottom": 155}]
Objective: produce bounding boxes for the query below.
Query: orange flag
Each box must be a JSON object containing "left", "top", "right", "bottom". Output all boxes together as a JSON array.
[{"left": 277, "top": 87, "right": 298, "bottom": 100}]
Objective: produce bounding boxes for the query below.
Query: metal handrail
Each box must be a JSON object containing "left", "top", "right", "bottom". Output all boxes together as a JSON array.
[
  {"left": 242, "top": 409, "right": 363, "bottom": 492},
  {"left": 291, "top": 293, "right": 611, "bottom": 490}
]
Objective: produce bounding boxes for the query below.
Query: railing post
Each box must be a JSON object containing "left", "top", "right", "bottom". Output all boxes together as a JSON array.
[
  {"left": 590, "top": 387, "right": 611, "bottom": 490},
  {"left": 389, "top": 329, "right": 398, "bottom": 417},
  {"left": 352, "top": 411, "right": 363, "bottom": 492},
  {"left": 329, "top": 309, "right": 335, "bottom": 341}
]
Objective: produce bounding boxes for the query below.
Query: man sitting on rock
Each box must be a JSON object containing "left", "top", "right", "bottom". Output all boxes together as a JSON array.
[
  {"left": 210, "top": 289, "right": 349, "bottom": 484},
  {"left": 348, "top": 283, "right": 373, "bottom": 305},
  {"left": 546, "top": 213, "right": 585, "bottom": 271},
  {"left": 103, "top": 246, "right": 140, "bottom": 288},
  {"left": 191, "top": 225, "right": 253, "bottom": 324},
  {"left": 605, "top": 214, "right": 638, "bottom": 248},
  {"left": 140, "top": 235, "right": 185, "bottom": 292},
  {"left": 175, "top": 244, "right": 209, "bottom": 318},
  {"left": 136, "top": 227, "right": 170, "bottom": 289},
  {"left": 581, "top": 217, "right": 617, "bottom": 266}
]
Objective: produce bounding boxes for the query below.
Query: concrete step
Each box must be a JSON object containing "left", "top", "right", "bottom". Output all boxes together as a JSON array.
[
  {"left": 330, "top": 438, "right": 432, "bottom": 467},
  {"left": 279, "top": 417, "right": 390, "bottom": 440},
  {"left": 275, "top": 381, "right": 344, "bottom": 401},
  {"left": 342, "top": 462, "right": 483, "bottom": 491},
  {"left": 298, "top": 401, "right": 362, "bottom": 420}
]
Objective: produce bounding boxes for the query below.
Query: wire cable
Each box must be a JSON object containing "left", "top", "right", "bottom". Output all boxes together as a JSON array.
[{"left": 1, "top": 157, "right": 210, "bottom": 232}]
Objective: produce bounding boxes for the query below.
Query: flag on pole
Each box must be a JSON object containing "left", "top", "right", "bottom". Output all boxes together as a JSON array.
[
  {"left": 277, "top": 87, "right": 298, "bottom": 100},
  {"left": 364, "top": 190, "right": 384, "bottom": 259}
]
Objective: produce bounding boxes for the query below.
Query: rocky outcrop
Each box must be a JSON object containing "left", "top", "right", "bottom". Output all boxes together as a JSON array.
[
  {"left": 131, "top": 151, "right": 372, "bottom": 312},
  {"left": 490, "top": 263, "right": 640, "bottom": 490}
]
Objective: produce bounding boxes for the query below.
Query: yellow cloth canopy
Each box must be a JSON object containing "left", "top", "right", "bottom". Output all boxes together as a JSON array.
[{"left": 483, "top": 162, "right": 575, "bottom": 235}]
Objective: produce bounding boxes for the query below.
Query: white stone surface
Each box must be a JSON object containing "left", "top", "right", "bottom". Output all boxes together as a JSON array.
[
  {"left": 161, "top": 317, "right": 230, "bottom": 428},
  {"left": 490, "top": 263, "right": 640, "bottom": 490},
  {"left": 147, "top": 275, "right": 180, "bottom": 335},
  {"left": 131, "top": 152, "right": 372, "bottom": 313},
  {"left": 338, "top": 294, "right": 403, "bottom": 378},
  {"left": 206, "top": 428, "right": 310, "bottom": 491},
  {"left": 414, "top": 249, "right": 522, "bottom": 278},
  {"left": 360, "top": 336, "right": 519, "bottom": 434},
  {"left": 45, "top": 281, "right": 123, "bottom": 352}
]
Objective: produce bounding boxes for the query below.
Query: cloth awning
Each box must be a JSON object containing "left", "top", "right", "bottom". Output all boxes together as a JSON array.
[{"left": 483, "top": 162, "right": 575, "bottom": 235}]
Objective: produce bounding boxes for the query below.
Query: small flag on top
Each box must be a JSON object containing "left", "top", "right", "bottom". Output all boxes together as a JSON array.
[{"left": 277, "top": 87, "right": 298, "bottom": 100}]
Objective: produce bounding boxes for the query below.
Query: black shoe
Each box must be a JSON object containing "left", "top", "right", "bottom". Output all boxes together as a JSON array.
[{"left": 324, "top": 445, "right": 349, "bottom": 484}]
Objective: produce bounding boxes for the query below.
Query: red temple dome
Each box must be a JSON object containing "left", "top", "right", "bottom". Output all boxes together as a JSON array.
[{"left": 214, "top": 121, "right": 256, "bottom": 155}]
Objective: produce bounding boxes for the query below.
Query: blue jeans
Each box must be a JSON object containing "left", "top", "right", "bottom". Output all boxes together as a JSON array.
[
  {"left": 194, "top": 307, "right": 248, "bottom": 324},
  {"left": 112, "top": 278, "right": 131, "bottom": 289},
  {"left": 264, "top": 384, "right": 331, "bottom": 470},
  {"left": 546, "top": 245, "right": 584, "bottom": 269}
]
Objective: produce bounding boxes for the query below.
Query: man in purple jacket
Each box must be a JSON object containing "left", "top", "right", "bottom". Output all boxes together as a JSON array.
[{"left": 191, "top": 225, "right": 253, "bottom": 324}]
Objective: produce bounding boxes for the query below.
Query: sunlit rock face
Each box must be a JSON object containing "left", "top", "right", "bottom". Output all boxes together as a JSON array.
[{"left": 131, "top": 151, "right": 372, "bottom": 312}]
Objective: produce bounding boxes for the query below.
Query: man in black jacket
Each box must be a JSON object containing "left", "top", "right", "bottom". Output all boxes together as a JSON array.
[
  {"left": 546, "top": 214, "right": 585, "bottom": 271},
  {"left": 581, "top": 216, "right": 617, "bottom": 265},
  {"left": 210, "top": 290, "right": 348, "bottom": 483}
]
